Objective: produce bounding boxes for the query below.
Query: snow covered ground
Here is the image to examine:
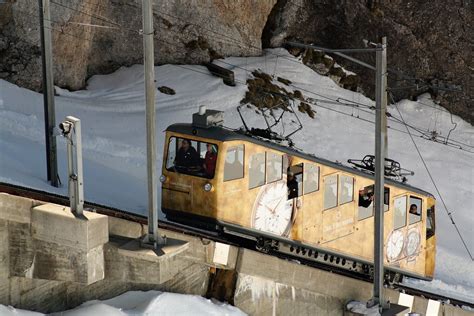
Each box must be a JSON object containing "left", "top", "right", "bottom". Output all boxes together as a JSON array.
[
  {"left": 0, "top": 48, "right": 473, "bottom": 304},
  {"left": 0, "top": 291, "right": 246, "bottom": 315}
]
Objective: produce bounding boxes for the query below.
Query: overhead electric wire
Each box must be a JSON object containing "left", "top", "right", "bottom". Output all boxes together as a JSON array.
[
  {"left": 48, "top": 0, "right": 461, "bottom": 121},
  {"left": 390, "top": 93, "right": 474, "bottom": 261},
  {"left": 149, "top": 3, "right": 459, "bottom": 118},
  {"left": 49, "top": 0, "right": 123, "bottom": 27},
  {"left": 212, "top": 59, "right": 474, "bottom": 154},
  {"left": 29, "top": 1, "right": 473, "bottom": 154},
  {"left": 49, "top": 0, "right": 105, "bottom": 14},
  {"left": 34, "top": 7, "right": 474, "bottom": 154}
]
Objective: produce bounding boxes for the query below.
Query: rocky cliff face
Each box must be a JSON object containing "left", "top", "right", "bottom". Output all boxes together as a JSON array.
[
  {"left": 263, "top": 0, "right": 473, "bottom": 124},
  {"left": 0, "top": 0, "right": 276, "bottom": 90},
  {"left": 0, "top": 0, "right": 472, "bottom": 124}
]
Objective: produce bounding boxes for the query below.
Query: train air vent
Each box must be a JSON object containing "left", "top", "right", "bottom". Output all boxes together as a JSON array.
[{"left": 192, "top": 105, "right": 224, "bottom": 128}]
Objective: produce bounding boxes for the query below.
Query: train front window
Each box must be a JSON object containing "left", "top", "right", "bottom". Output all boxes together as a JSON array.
[
  {"left": 249, "top": 153, "right": 266, "bottom": 189},
  {"left": 409, "top": 196, "right": 422, "bottom": 225},
  {"left": 166, "top": 136, "right": 218, "bottom": 179},
  {"left": 224, "top": 145, "right": 244, "bottom": 181},
  {"left": 394, "top": 195, "right": 407, "bottom": 229}
]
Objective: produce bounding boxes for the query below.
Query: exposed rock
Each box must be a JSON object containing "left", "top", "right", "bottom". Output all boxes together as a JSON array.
[
  {"left": 1, "top": 0, "right": 471, "bottom": 124},
  {"left": 241, "top": 70, "right": 315, "bottom": 119},
  {"left": 298, "top": 102, "right": 316, "bottom": 119},
  {"left": 277, "top": 76, "right": 291, "bottom": 85},
  {"left": 1, "top": 0, "right": 276, "bottom": 91},
  {"left": 158, "top": 86, "right": 175, "bottom": 95},
  {"left": 340, "top": 74, "right": 361, "bottom": 92},
  {"left": 264, "top": 0, "right": 473, "bottom": 124}
]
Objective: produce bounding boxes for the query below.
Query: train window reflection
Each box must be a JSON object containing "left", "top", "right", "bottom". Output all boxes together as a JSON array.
[
  {"left": 409, "top": 196, "right": 422, "bottom": 225},
  {"left": 266, "top": 152, "right": 282, "bottom": 183},
  {"left": 249, "top": 153, "right": 265, "bottom": 189},
  {"left": 339, "top": 175, "right": 354, "bottom": 205},
  {"left": 166, "top": 137, "right": 177, "bottom": 169},
  {"left": 394, "top": 195, "right": 407, "bottom": 229},
  {"left": 303, "top": 163, "right": 319, "bottom": 194},
  {"left": 323, "top": 174, "right": 338, "bottom": 210},
  {"left": 166, "top": 137, "right": 218, "bottom": 179},
  {"left": 224, "top": 145, "right": 244, "bottom": 181}
]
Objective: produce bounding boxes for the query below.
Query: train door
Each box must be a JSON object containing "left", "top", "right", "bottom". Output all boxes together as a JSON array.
[
  {"left": 300, "top": 162, "right": 322, "bottom": 244},
  {"left": 321, "top": 173, "right": 355, "bottom": 244},
  {"left": 218, "top": 143, "right": 246, "bottom": 224},
  {"left": 162, "top": 135, "right": 220, "bottom": 219},
  {"left": 424, "top": 198, "right": 436, "bottom": 278},
  {"left": 405, "top": 195, "right": 425, "bottom": 271},
  {"left": 162, "top": 136, "right": 192, "bottom": 212},
  {"left": 387, "top": 194, "right": 425, "bottom": 272}
]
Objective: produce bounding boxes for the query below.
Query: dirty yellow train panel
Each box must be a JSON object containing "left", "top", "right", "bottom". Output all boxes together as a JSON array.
[{"left": 161, "top": 123, "right": 436, "bottom": 281}]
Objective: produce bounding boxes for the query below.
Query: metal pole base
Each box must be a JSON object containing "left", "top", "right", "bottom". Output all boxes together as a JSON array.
[
  {"left": 366, "top": 298, "right": 390, "bottom": 312},
  {"left": 140, "top": 234, "right": 167, "bottom": 249},
  {"left": 347, "top": 300, "right": 409, "bottom": 316}
]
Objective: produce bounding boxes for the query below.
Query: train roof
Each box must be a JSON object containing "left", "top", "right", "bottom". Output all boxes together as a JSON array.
[{"left": 166, "top": 123, "right": 435, "bottom": 198}]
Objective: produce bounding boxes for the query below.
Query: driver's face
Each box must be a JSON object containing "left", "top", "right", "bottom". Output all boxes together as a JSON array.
[{"left": 182, "top": 141, "right": 190, "bottom": 150}]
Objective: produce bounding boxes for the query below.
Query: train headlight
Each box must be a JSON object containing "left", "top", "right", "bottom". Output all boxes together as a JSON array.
[
  {"left": 203, "top": 183, "right": 213, "bottom": 192},
  {"left": 159, "top": 175, "right": 167, "bottom": 183}
]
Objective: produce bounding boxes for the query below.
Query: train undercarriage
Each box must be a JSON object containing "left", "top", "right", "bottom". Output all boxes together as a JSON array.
[{"left": 164, "top": 209, "right": 412, "bottom": 285}]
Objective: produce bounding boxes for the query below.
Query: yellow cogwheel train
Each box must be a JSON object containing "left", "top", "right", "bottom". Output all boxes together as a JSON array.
[{"left": 160, "top": 109, "right": 436, "bottom": 281}]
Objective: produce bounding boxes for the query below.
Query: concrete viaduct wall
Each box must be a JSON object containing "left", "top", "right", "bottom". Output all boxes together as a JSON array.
[{"left": 0, "top": 192, "right": 471, "bottom": 315}]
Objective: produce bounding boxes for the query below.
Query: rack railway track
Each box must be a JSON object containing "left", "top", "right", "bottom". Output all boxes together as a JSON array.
[{"left": 0, "top": 182, "right": 472, "bottom": 310}]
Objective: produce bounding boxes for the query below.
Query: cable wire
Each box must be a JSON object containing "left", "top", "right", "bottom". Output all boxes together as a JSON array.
[
  {"left": 390, "top": 93, "right": 474, "bottom": 261},
  {"left": 23, "top": 2, "right": 474, "bottom": 154}
]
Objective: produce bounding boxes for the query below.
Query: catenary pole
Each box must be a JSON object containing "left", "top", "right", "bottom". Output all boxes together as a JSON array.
[
  {"left": 372, "top": 36, "right": 388, "bottom": 312},
  {"left": 142, "top": 0, "right": 162, "bottom": 246},
  {"left": 286, "top": 38, "right": 397, "bottom": 314},
  {"left": 38, "top": 0, "right": 59, "bottom": 187}
]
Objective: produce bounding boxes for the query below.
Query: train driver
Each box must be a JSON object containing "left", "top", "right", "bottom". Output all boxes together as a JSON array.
[
  {"left": 358, "top": 190, "right": 374, "bottom": 208},
  {"left": 175, "top": 139, "right": 200, "bottom": 169},
  {"left": 409, "top": 204, "right": 419, "bottom": 215},
  {"left": 287, "top": 171, "right": 299, "bottom": 199}
]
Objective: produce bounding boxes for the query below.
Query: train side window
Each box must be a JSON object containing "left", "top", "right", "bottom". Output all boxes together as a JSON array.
[
  {"left": 303, "top": 163, "right": 319, "bottom": 194},
  {"left": 394, "top": 195, "right": 407, "bottom": 229},
  {"left": 426, "top": 205, "right": 435, "bottom": 239},
  {"left": 339, "top": 175, "right": 354, "bottom": 205},
  {"left": 266, "top": 152, "right": 282, "bottom": 183},
  {"left": 358, "top": 186, "right": 390, "bottom": 220},
  {"left": 384, "top": 188, "right": 390, "bottom": 211},
  {"left": 224, "top": 145, "right": 244, "bottom": 181},
  {"left": 249, "top": 153, "right": 266, "bottom": 189},
  {"left": 358, "top": 185, "right": 374, "bottom": 220},
  {"left": 409, "top": 196, "right": 422, "bottom": 225},
  {"left": 323, "top": 174, "right": 338, "bottom": 210}
]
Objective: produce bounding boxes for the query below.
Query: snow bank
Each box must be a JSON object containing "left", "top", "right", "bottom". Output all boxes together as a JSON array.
[
  {"left": 0, "top": 48, "right": 472, "bottom": 302},
  {"left": 0, "top": 291, "right": 246, "bottom": 316}
]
